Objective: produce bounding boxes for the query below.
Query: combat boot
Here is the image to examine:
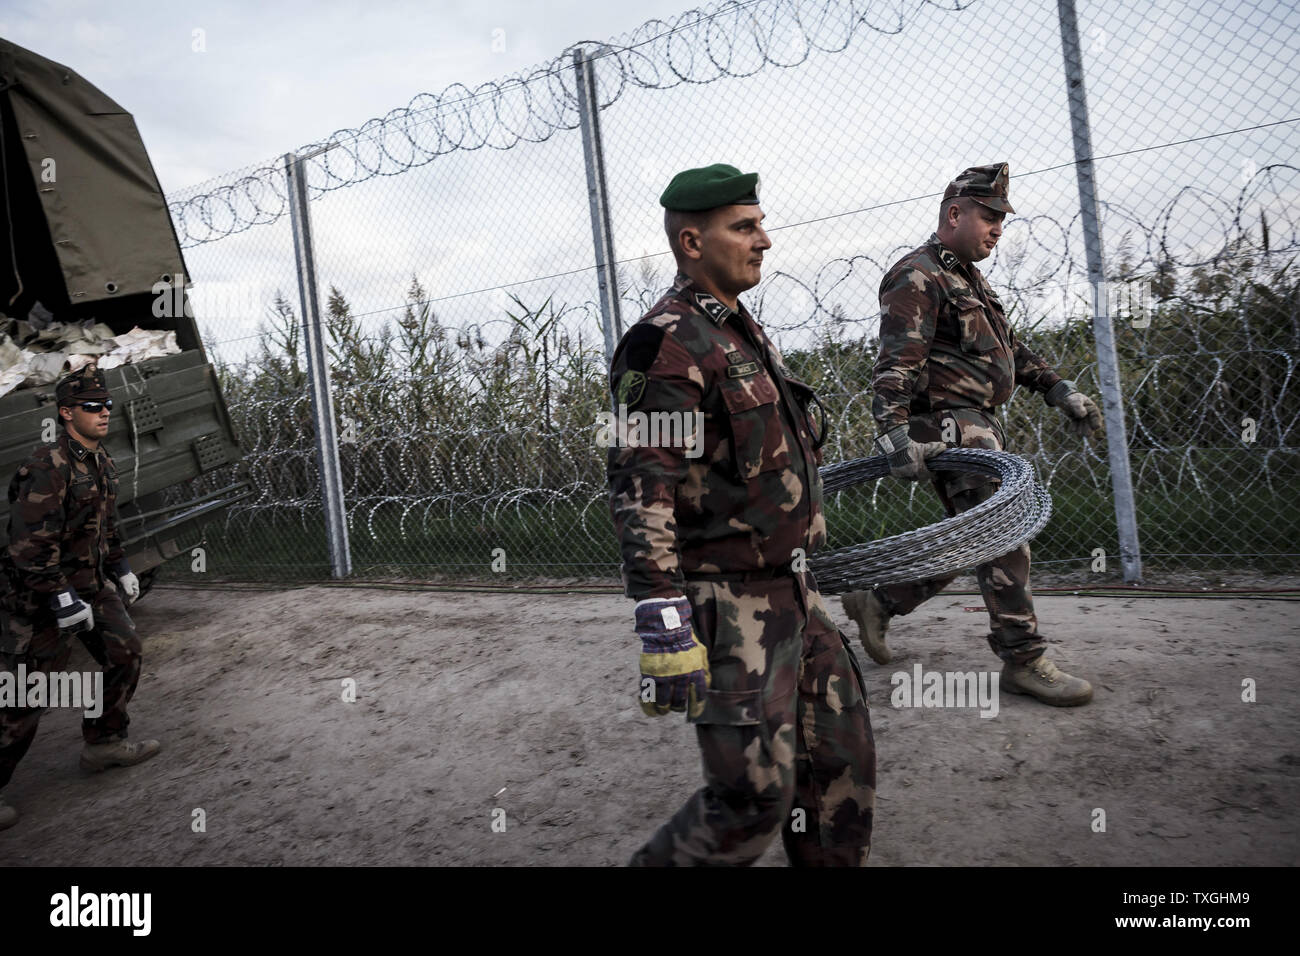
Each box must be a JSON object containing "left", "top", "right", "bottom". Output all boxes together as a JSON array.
[
  {"left": 80, "top": 736, "right": 162, "bottom": 774},
  {"left": 842, "top": 589, "right": 892, "bottom": 664},
  {"left": 0, "top": 793, "right": 17, "bottom": 831},
  {"left": 1001, "top": 656, "right": 1093, "bottom": 707}
]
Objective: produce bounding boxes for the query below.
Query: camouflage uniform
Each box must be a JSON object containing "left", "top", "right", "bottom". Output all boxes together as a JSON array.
[
  {"left": 1, "top": 426, "right": 143, "bottom": 790},
  {"left": 609, "top": 272, "right": 876, "bottom": 866},
  {"left": 869, "top": 225, "right": 1063, "bottom": 664}
]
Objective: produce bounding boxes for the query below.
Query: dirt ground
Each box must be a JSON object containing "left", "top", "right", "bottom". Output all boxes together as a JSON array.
[{"left": 2, "top": 580, "right": 1297, "bottom": 867}]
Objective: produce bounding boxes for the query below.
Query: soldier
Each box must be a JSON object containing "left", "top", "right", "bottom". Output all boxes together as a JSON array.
[
  {"left": 0, "top": 365, "right": 161, "bottom": 831},
  {"left": 607, "top": 164, "right": 875, "bottom": 866},
  {"left": 841, "top": 163, "right": 1102, "bottom": 706}
]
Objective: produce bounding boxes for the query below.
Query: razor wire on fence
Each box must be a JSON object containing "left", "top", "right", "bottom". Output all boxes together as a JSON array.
[
  {"left": 164, "top": 0, "right": 1300, "bottom": 584},
  {"left": 169, "top": 0, "right": 976, "bottom": 247}
]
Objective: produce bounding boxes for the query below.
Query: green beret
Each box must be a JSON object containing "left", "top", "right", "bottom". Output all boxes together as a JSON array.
[
  {"left": 943, "top": 162, "right": 1015, "bottom": 215},
  {"left": 659, "top": 164, "right": 761, "bottom": 212},
  {"left": 56, "top": 364, "right": 110, "bottom": 405}
]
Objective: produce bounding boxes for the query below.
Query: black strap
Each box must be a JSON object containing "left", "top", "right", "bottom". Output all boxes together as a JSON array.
[
  {"left": 685, "top": 561, "right": 796, "bottom": 583},
  {"left": 808, "top": 392, "right": 829, "bottom": 450}
]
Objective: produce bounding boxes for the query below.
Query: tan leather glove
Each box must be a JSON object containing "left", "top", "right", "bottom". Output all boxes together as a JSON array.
[{"left": 1046, "top": 380, "right": 1104, "bottom": 439}]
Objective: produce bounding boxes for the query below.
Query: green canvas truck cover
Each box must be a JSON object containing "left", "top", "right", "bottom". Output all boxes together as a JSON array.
[
  {"left": 0, "top": 36, "right": 186, "bottom": 311},
  {"left": 0, "top": 36, "right": 246, "bottom": 589}
]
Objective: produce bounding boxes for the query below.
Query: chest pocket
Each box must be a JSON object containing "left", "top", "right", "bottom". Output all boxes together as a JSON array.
[
  {"left": 720, "top": 372, "right": 791, "bottom": 480},
  {"left": 950, "top": 292, "right": 1002, "bottom": 355},
  {"left": 66, "top": 472, "right": 103, "bottom": 527},
  {"left": 782, "top": 375, "right": 827, "bottom": 465},
  {"left": 68, "top": 474, "right": 98, "bottom": 502}
]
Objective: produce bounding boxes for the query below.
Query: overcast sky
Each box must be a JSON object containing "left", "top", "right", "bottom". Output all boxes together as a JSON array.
[
  {"left": 0, "top": 0, "right": 701, "bottom": 194},
  {"left": 3, "top": 0, "right": 1295, "bottom": 365}
]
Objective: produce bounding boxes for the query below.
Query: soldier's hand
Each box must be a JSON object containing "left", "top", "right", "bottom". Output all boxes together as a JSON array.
[
  {"left": 634, "top": 596, "right": 710, "bottom": 718},
  {"left": 875, "top": 424, "right": 948, "bottom": 481},
  {"left": 52, "top": 589, "right": 94, "bottom": 633},
  {"left": 1047, "top": 380, "right": 1104, "bottom": 439}
]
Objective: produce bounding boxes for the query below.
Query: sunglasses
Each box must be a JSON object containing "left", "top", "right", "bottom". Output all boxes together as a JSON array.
[{"left": 76, "top": 400, "right": 113, "bottom": 413}]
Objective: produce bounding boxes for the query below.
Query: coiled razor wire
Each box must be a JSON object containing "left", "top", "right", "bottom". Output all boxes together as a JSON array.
[{"left": 808, "top": 448, "right": 1052, "bottom": 594}]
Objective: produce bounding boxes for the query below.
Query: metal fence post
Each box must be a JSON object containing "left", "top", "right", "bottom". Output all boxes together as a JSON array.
[
  {"left": 1057, "top": 0, "right": 1142, "bottom": 583},
  {"left": 285, "top": 149, "right": 352, "bottom": 579},
  {"left": 574, "top": 47, "right": 624, "bottom": 371}
]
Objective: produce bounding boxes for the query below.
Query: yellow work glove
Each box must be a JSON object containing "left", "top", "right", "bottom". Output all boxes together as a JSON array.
[{"left": 634, "top": 596, "right": 710, "bottom": 718}]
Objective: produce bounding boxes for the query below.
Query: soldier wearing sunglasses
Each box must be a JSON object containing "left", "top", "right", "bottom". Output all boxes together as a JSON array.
[{"left": 0, "top": 365, "right": 161, "bottom": 831}]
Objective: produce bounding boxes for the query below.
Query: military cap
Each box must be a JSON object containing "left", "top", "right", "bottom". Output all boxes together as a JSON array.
[
  {"left": 659, "top": 164, "right": 761, "bottom": 211},
  {"left": 942, "top": 162, "right": 1015, "bottom": 215},
  {"left": 56, "top": 364, "right": 110, "bottom": 405}
]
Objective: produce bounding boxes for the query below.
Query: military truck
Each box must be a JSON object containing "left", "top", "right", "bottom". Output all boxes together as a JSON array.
[{"left": 0, "top": 37, "right": 246, "bottom": 598}]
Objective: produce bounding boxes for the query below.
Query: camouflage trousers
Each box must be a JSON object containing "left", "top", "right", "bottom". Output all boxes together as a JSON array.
[
  {"left": 630, "top": 570, "right": 876, "bottom": 866},
  {"left": 0, "top": 583, "right": 142, "bottom": 789},
  {"left": 877, "top": 407, "right": 1045, "bottom": 665}
]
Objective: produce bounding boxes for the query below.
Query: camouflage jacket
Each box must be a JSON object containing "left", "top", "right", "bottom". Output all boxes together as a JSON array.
[
  {"left": 5, "top": 430, "right": 127, "bottom": 604},
  {"left": 607, "top": 273, "right": 826, "bottom": 600},
  {"left": 871, "top": 233, "right": 1063, "bottom": 431}
]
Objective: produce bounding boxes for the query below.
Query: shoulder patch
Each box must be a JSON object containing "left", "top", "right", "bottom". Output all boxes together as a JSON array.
[
  {"left": 622, "top": 323, "right": 667, "bottom": 374},
  {"left": 615, "top": 371, "right": 647, "bottom": 408}
]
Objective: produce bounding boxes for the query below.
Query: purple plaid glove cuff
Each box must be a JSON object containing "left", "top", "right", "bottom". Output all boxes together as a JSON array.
[{"left": 634, "top": 596, "right": 697, "bottom": 655}]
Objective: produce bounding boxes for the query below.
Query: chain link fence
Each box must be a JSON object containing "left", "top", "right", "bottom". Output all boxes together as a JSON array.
[{"left": 162, "top": 0, "right": 1300, "bottom": 585}]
